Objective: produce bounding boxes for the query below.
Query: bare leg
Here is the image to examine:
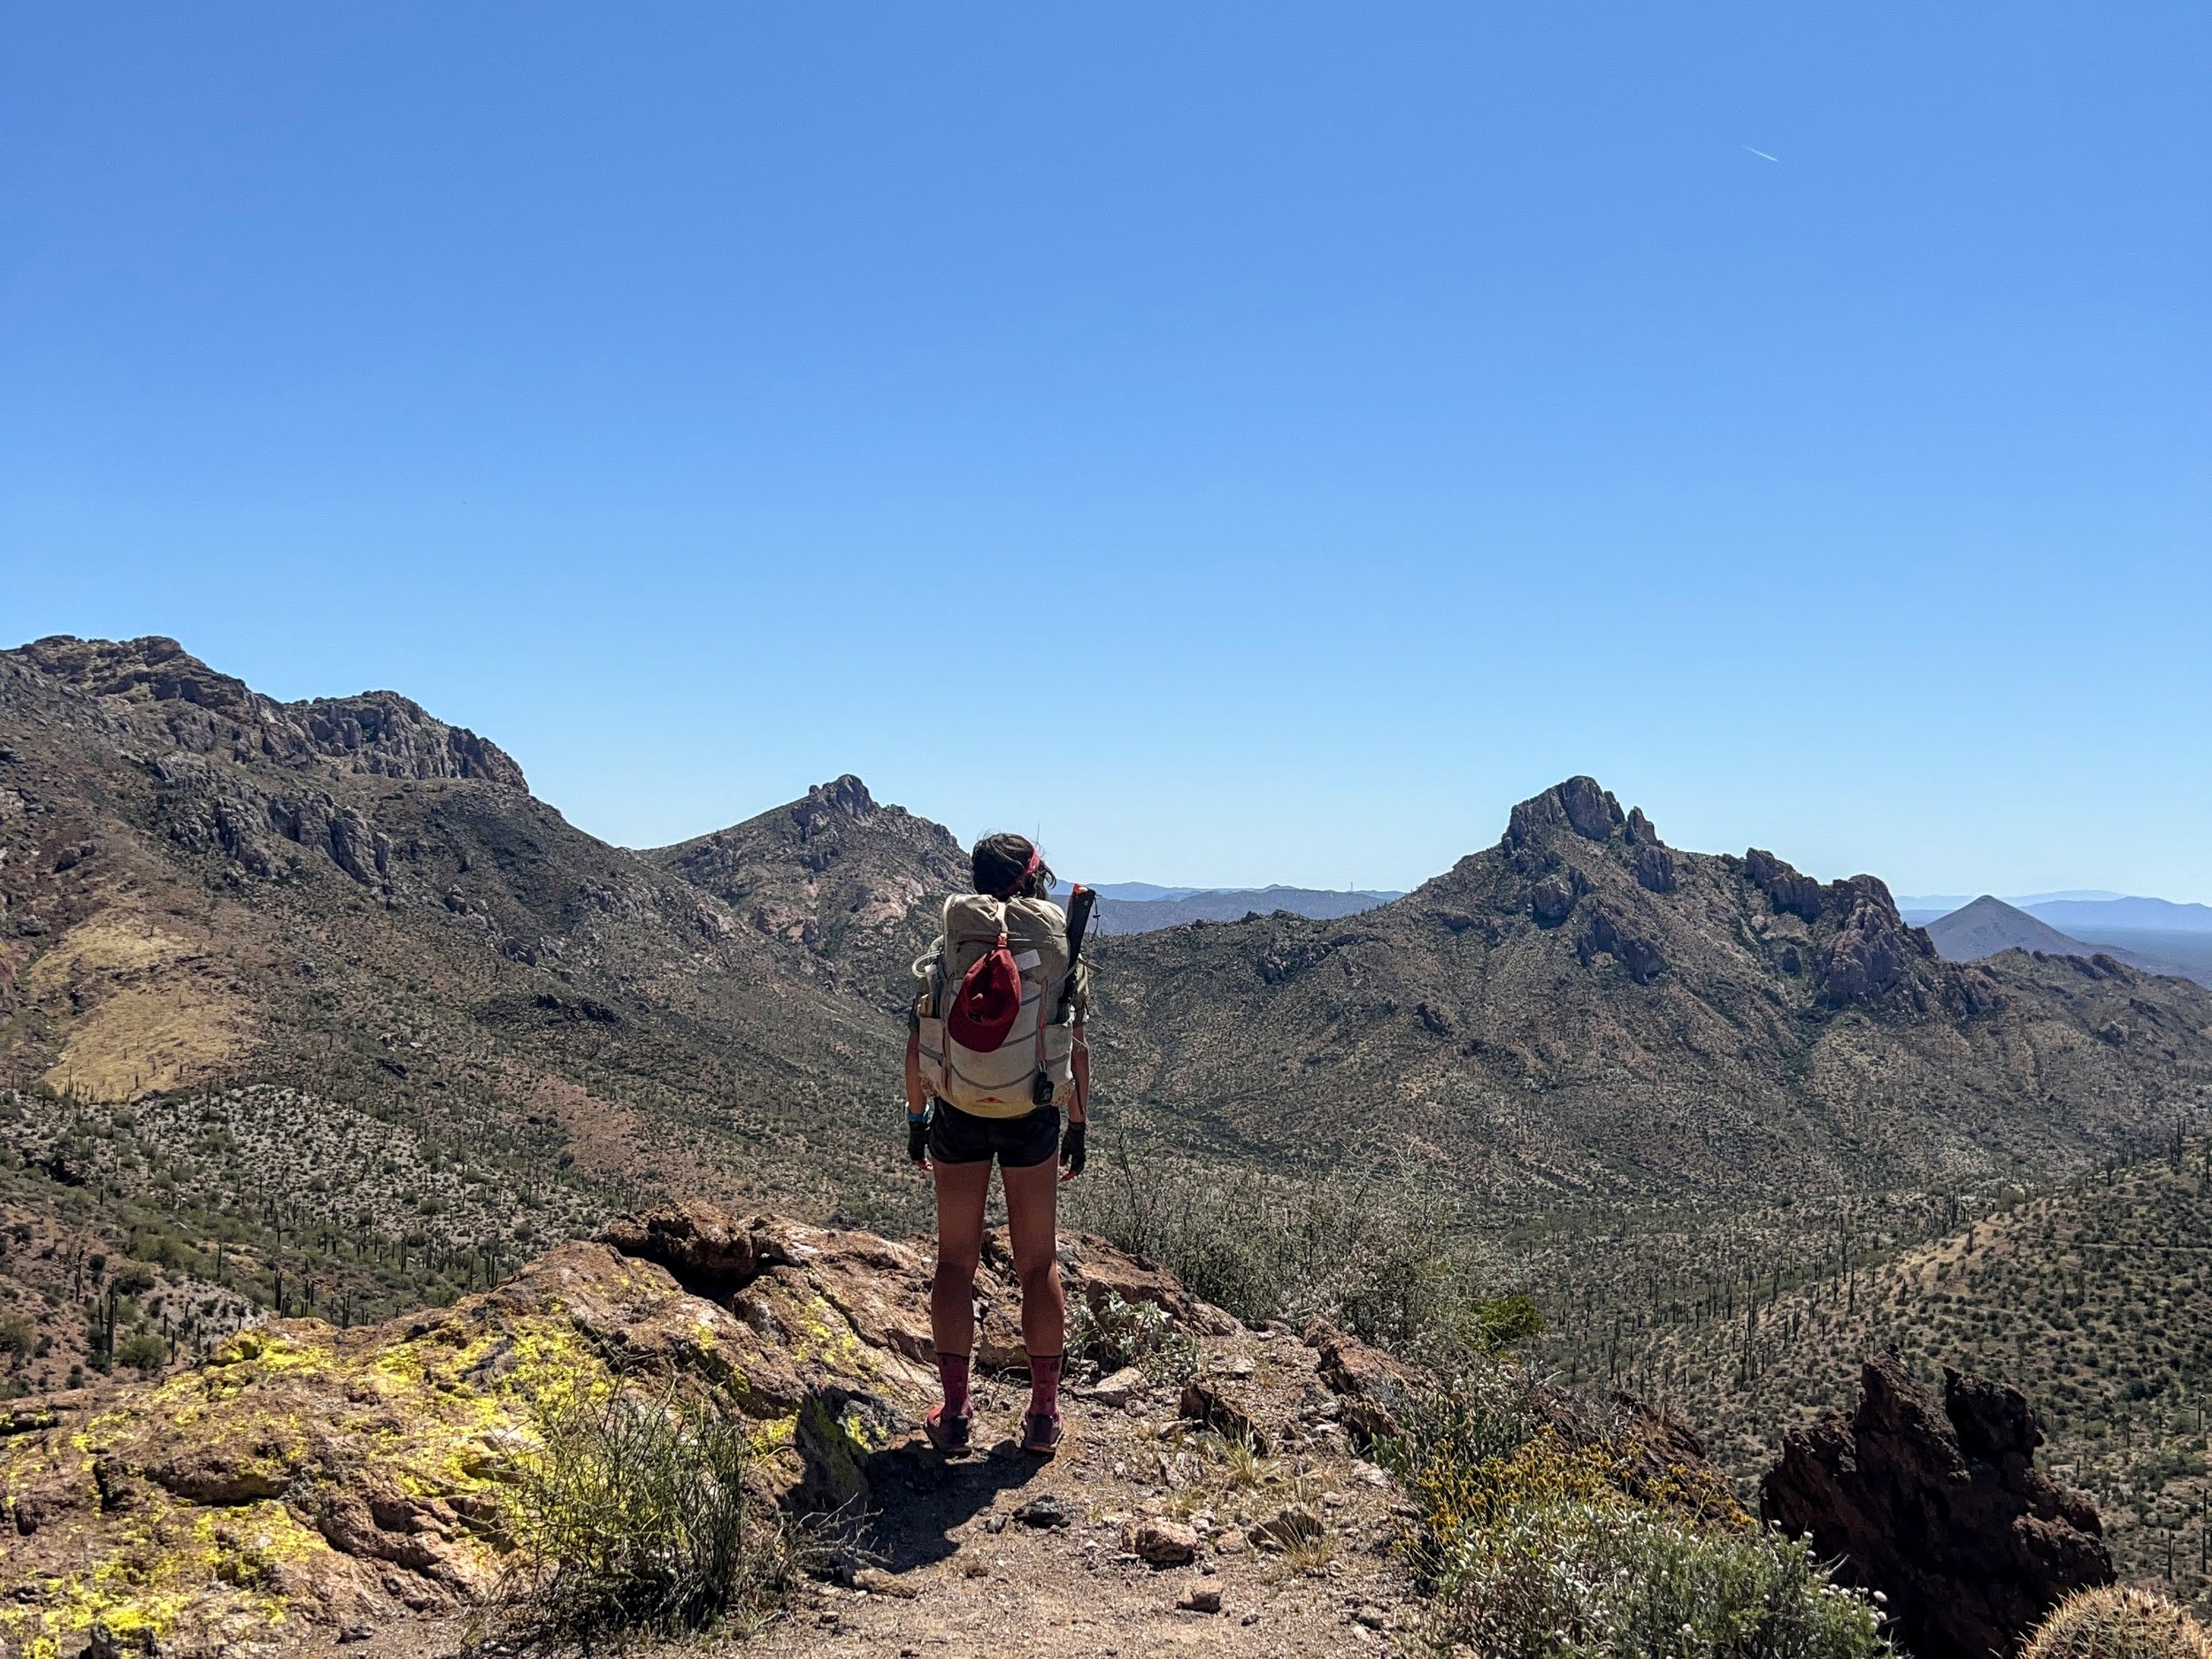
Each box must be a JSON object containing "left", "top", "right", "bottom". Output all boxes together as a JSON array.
[
  {"left": 931, "top": 1156, "right": 992, "bottom": 1365},
  {"left": 1002, "top": 1155, "right": 1065, "bottom": 1368}
]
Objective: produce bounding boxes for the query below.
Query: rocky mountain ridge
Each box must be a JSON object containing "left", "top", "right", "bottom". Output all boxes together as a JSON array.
[
  {"left": 17, "top": 634, "right": 526, "bottom": 785},
  {"left": 1087, "top": 777, "right": 2212, "bottom": 1202},
  {"left": 649, "top": 773, "right": 966, "bottom": 1011},
  {"left": 0, "top": 635, "right": 913, "bottom": 1369},
  {"left": 11, "top": 635, "right": 2211, "bottom": 1225}
]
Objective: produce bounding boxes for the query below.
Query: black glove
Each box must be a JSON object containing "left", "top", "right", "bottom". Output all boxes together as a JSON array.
[
  {"left": 1059, "top": 1119, "right": 1086, "bottom": 1180},
  {"left": 908, "top": 1111, "right": 931, "bottom": 1166}
]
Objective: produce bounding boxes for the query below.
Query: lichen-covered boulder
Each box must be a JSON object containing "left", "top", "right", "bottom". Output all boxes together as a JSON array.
[{"left": 0, "top": 1216, "right": 943, "bottom": 1659}]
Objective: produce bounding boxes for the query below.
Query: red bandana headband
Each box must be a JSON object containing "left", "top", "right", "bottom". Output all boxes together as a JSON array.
[{"left": 988, "top": 845, "right": 1044, "bottom": 900}]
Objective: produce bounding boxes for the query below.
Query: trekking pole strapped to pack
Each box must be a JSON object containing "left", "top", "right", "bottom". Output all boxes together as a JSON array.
[{"left": 1034, "top": 885, "right": 1095, "bottom": 1105}]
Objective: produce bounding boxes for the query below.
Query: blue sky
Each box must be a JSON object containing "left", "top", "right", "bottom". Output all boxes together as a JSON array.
[{"left": 4, "top": 4, "right": 2206, "bottom": 899}]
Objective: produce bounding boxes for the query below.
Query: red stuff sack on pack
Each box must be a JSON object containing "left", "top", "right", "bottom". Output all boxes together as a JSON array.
[{"left": 947, "top": 931, "right": 1022, "bottom": 1052}]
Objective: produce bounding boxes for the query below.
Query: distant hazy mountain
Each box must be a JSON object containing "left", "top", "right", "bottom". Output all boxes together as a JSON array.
[
  {"left": 1901, "top": 892, "right": 2212, "bottom": 988},
  {"left": 1896, "top": 890, "right": 2126, "bottom": 922},
  {"left": 2026, "top": 896, "right": 2212, "bottom": 934},
  {"left": 1073, "top": 884, "right": 1403, "bottom": 935},
  {"left": 1918, "top": 895, "right": 2212, "bottom": 987},
  {"left": 1924, "top": 896, "right": 2096, "bottom": 961}
]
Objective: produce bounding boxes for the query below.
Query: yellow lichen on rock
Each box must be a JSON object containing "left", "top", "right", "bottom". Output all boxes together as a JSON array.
[
  {"left": 0, "top": 1211, "right": 1012, "bottom": 1657},
  {"left": 0, "top": 1279, "right": 664, "bottom": 1656}
]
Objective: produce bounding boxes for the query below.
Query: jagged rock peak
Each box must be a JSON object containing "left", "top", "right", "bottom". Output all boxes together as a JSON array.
[
  {"left": 19, "top": 634, "right": 257, "bottom": 717},
  {"left": 1746, "top": 847, "right": 1825, "bottom": 922},
  {"left": 1505, "top": 775, "right": 1626, "bottom": 847},
  {"left": 10, "top": 634, "right": 526, "bottom": 790},
  {"left": 800, "top": 772, "right": 875, "bottom": 822},
  {"left": 292, "top": 691, "right": 526, "bottom": 788}
]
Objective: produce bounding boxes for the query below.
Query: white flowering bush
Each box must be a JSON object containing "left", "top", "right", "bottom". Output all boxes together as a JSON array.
[
  {"left": 1386, "top": 1371, "right": 1890, "bottom": 1659},
  {"left": 1417, "top": 1497, "right": 1888, "bottom": 1659}
]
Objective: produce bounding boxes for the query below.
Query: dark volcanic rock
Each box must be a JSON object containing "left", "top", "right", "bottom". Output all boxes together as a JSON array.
[
  {"left": 1624, "top": 806, "right": 1659, "bottom": 846},
  {"left": 1504, "top": 775, "right": 1623, "bottom": 849},
  {"left": 1746, "top": 848, "right": 1824, "bottom": 922},
  {"left": 1558, "top": 775, "right": 1622, "bottom": 841},
  {"left": 1530, "top": 875, "right": 1576, "bottom": 926},
  {"left": 1577, "top": 907, "right": 1665, "bottom": 984},
  {"left": 1760, "top": 1356, "right": 2112, "bottom": 1659},
  {"left": 1632, "top": 842, "right": 1676, "bottom": 895},
  {"left": 1816, "top": 876, "right": 1928, "bottom": 1010},
  {"left": 1617, "top": 934, "right": 1666, "bottom": 984},
  {"left": 598, "top": 1205, "right": 770, "bottom": 1291}
]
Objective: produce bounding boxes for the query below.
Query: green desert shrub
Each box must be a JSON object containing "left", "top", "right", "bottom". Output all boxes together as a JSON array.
[
  {"left": 113, "top": 1331, "right": 168, "bottom": 1375},
  {"left": 1386, "top": 1369, "right": 1889, "bottom": 1659},
  {"left": 497, "top": 1381, "right": 810, "bottom": 1645},
  {"left": 1075, "top": 1125, "right": 1522, "bottom": 1356},
  {"left": 2021, "top": 1586, "right": 2212, "bottom": 1659}
]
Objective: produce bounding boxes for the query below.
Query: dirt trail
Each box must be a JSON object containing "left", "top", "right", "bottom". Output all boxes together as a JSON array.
[{"left": 757, "top": 1371, "right": 1415, "bottom": 1658}]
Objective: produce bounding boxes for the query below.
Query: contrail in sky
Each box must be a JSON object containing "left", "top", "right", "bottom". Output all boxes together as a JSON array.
[{"left": 1743, "top": 146, "right": 1779, "bottom": 162}]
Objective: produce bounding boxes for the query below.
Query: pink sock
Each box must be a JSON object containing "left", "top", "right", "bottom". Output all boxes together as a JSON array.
[
  {"left": 937, "top": 1352, "right": 972, "bottom": 1418},
  {"left": 1028, "top": 1353, "right": 1064, "bottom": 1417}
]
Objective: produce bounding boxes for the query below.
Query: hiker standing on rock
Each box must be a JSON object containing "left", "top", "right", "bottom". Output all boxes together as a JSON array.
[{"left": 905, "top": 833, "right": 1093, "bottom": 1456}]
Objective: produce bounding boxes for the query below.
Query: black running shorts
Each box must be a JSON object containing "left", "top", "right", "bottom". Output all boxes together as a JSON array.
[{"left": 928, "top": 1099, "right": 1060, "bottom": 1169}]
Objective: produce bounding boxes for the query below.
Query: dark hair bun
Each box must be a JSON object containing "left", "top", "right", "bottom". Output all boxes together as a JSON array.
[{"left": 972, "top": 833, "right": 1051, "bottom": 900}]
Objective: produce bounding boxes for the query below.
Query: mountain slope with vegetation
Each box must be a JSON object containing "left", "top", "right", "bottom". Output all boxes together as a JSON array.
[
  {"left": 0, "top": 637, "right": 921, "bottom": 1390},
  {"left": 647, "top": 772, "right": 967, "bottom": 1012},
  {"left": 1590, "top": 1133, "right": 2212, "bottom": 1616},
  {"left": 1088, "top": 777, "right": 2212, "bottom": 1205}
]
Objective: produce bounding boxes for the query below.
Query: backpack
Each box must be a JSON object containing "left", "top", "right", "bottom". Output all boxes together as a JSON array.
[{"left": 913, "top": 893, "right": 1088, "bottom": 1118}]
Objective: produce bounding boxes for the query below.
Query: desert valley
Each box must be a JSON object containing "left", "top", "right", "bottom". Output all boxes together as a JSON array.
[{"left": 2, "top": 634, "right": 2208, "bottom": 1658}]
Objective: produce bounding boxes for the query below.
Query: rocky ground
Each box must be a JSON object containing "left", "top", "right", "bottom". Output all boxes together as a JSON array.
[
  {"left": 0, "top": 1205, "right": 1432, "bottom": 1659},
  {"left": 747, "top": 1364, "right": 1413, "bottom": 1659}
]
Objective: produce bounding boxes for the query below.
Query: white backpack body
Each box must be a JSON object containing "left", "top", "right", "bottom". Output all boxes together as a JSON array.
[{"left": 914, "top": 893, "right": 1087, "bottom": 1118}]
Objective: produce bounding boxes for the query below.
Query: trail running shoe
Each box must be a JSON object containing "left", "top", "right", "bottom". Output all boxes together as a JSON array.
[
  {"left": 923, "top": 1403, "right": 972, "bottom": 1453},
  {"left": 1021, "top": 1409, "right": 1064, "bottom": 1456}
]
